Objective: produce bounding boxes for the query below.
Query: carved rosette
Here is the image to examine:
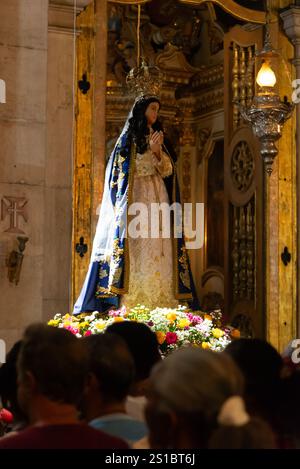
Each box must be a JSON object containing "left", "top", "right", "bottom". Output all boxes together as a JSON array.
[{"left": 230, "top": 141, "right": 254, "bottom": 192}]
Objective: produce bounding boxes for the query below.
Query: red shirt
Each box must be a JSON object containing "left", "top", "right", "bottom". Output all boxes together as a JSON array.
[{"left": 0, "top": 423, "right": 128, "bottom": 449}]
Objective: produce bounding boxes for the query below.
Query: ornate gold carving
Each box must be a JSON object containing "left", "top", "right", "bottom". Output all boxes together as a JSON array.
[
  {"left": 232, "top": 206, "right": 240, "bottom": 301},
  {"left": 193, "top": 89, "right": 224, "bottom": 116},
  {"left": 178, "top": 246, "right": 192, "bottom": 290},
  {"left": 156, "top": 43, "right": 199, "bottom": 79},
  {"left": 180, "top": 125, "right": 196, "bottom": 147},
  {"left": 231, "top": 42, "right": 256, "bottom": 129},
  {"left": 185, "top": 63, "right": 223, "bottom": 90},
  {"left": 239, "top": 46, "right": 246, "bottom": 108},
  {"left": 238, "top": 205, "right": 247, "bottom": 298},
  {"left": 181, "top": 151, "right": 191, "bottom": 204},
  {"left": 246, "top": 46, "right": 254, "bottom": 107},
  {"left": 232, "top": 42, "right": 240, "bottom": 130},
  {"left": 179, "top": 0, "right": 266, "bottom": 24},
  {"left": 230, "top": 141, "right": 254, "bottom": 192},
  {"left": 246, "top": 202, "right": 254, "bottom": 300},
  {"left": 197, "top": 128, "right": 211, "bottom": 165},
  {"left": 231, "top": 200, "right": 255, "bottom": 302},
  {"left": 208, "top": 21, "right": 223, "bottom": 55}
]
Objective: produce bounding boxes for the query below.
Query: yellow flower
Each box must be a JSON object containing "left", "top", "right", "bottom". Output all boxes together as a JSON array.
[
  {"left": 156, "top": 331, "right": 166, "bottom": 345},
  {"left": 64, "top": 314, "right": 71, "bottom": 319},
  {"left": 204, "top": 314, "right": 212, "bottom": 321},
  {"left": 63, "top": 321, "right": 71, "bottom": 327},
  {"left": 95, "top": 322, "right": 106, "bottom": 330},
  {"left": 79, "top": 321, "right": 89, "bottom": 329},
  {"left": 201, "top": 341, "right": 211, "bottom": 349},
  {"left": 231, "top": 328, "right": 240, "bottom": 339},
  {"left": 178, "top": 318, "right": 190, "bottom": 329},
  {"left": 48, "top": 319, "right": 60, "bottom": 327},
  {"left": 114, "top": 316, "right": 124, "bottom": 322},
  {"left": 212, "top": 328, "right": 224, "bottom": 339},
  {"left": 167, "top": 313, "right": 177, "bottom": 322}
]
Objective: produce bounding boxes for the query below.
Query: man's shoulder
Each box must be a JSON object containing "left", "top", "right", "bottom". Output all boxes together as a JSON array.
[{"left": 0, "top": 424, "right": 129, "bottom": 449}]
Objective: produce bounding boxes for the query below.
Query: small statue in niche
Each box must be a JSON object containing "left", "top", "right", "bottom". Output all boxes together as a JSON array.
[{"left": 6, "top": 236, "right": 28, "bottom": 285}]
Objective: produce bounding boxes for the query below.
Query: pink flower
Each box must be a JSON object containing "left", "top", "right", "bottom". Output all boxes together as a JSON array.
[
  {"left": 66, "top": 326, "right": 79, "bottom": 335},
  {"left": 84, "top": 330, "right": 92, "bottom": 337},
  {"left": 109, "top": 305, "right": 127, "bottom": 318},
  {"left": 187, "top": 313, "right": 203, "bottom": 325},
  {"left": 166, "top": 332, "right": 178, "bottom": 345}
]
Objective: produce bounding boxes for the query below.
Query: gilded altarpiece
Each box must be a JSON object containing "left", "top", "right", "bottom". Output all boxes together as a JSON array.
[{"left": 72, "top": 1, "right": 297, "bottom": 347}]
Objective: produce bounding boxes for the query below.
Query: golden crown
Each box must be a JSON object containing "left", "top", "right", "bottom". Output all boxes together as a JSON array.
[{"left": 126, "top": 58, "right": 164, "bottom": 98}]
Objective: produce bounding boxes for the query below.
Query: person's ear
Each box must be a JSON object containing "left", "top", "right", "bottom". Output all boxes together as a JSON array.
[
  {"left": 85, "top": 372, "right": 101, "bottom": 394},
  {"left": 23, "top": 370, "right": 38, "bottom": 395}
]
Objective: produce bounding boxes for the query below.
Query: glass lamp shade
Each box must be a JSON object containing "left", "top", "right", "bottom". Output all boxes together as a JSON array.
[{"left": 256, "top": 61, "right": 277, "bottom": 88}]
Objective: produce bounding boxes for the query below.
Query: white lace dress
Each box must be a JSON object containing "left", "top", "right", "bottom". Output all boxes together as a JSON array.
[{"left": 120, "top": 148, "right": 179, "bottom": 310}]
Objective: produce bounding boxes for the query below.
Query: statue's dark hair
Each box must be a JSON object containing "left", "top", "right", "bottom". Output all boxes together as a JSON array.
[{"left": 127, "top": 96, "right": 163, "bottom": 154}]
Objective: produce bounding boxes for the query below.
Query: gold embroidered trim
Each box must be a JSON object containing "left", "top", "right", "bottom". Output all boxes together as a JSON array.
[
  {"left": 111, "top": 143, "right": 136, "bottom": 295},
  {"left": 165, "top": 150, "right": 193, "bottom": 301}
]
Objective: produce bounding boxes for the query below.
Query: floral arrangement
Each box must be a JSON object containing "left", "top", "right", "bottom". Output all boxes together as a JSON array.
[
  {"left": 0, "top": 408, "right": 13, "bottom": 437},
  {"left": 48, "top": 304, "right": 240, "bottom": 355}
]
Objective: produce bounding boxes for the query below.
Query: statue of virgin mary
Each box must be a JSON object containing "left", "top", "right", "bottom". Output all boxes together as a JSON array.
[{"left": 73, "top": 95, "right": 200, "bottom": 314}]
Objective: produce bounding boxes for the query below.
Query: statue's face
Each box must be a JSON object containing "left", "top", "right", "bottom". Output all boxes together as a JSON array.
[{"left": 145, "top": 101, "right": 160, "bottom": 126}]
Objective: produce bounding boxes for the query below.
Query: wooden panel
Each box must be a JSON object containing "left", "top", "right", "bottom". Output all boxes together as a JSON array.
[
  {"left": 224, "top": 25, "right": 264, "bottom": 338},
  {"left": 71, "top": 2, "right": 95, "bottom": 307}
]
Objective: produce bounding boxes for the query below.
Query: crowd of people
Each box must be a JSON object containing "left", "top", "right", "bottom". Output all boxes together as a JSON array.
[{"left": 0, "top": 319, "right": 299, "bottom": 449}]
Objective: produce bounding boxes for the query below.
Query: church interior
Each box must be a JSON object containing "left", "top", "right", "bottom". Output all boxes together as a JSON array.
[
  {"left": 0, "top": 0, "right": 298, "bottom": 351},
  {"left": 0, "top": 0, "right": 300, "bottom": 452}
]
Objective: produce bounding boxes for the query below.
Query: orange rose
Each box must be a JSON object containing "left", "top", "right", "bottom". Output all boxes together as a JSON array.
[
  {"left": 204, "top": 314, "right": 212, "bottom": 321},
  {"left": 231, "top": 328, "right": 240, "bottom": 339},
  {"left": 114, "top": 316, "right": 124, "bottom": 322},
  {"left": 156, "top": 331, "right": 166, "bottom": 345}
]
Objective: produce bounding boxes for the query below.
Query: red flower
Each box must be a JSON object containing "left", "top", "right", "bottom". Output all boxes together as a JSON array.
[
  {"left": 166, "top": 332, "right": 178, "bottom": 345},
  {"left": 84, "top": 330, "right": 92, "bottom": 337},
  {"left": 0, "top": 408, "right": 13, "bottom": 424}
]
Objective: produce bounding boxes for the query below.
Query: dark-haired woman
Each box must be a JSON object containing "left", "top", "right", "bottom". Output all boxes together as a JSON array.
[{"left": 73, "top": 95, "right": 199, "bottom": 314}]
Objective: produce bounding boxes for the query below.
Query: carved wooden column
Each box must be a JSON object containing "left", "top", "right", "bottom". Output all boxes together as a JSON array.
[
  {"left": 92, "top": 0, "right": 108, "bottom": 235},
  {"left": 72, "top": 0, "right": 108, "bottom": 307},
  {"left": 281, "top": 5, "right": 300, "bottom": 339},
  {"left": 178, "top": 124, "right": 198, "bottom": 288},
  {"left": 266, "top": 16, "right": 296, "bottom": 350}
]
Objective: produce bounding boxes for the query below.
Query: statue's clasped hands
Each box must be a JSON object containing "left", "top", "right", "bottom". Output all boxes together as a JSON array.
[{"left": 150, "top": 130, "right": 164, "bottom": 160}]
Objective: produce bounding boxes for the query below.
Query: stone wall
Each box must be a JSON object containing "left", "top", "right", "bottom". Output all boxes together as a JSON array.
[
  {"left": 0, "top": 0, "right": 93, "bottom": 352},
  {"left": 0, "top": 0, "right": 48, "bottom": 351}
]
